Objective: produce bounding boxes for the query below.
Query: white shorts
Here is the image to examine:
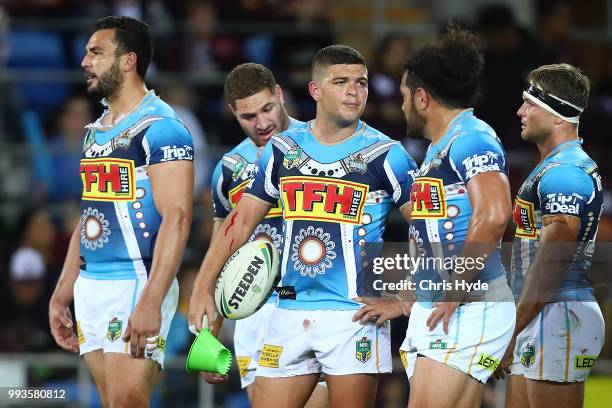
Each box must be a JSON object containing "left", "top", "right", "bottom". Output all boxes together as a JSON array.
[
  {"left": 73, "top": 275, "right": 179, "bottom": 369},
  {"left": 234, "top": 302, "right": 276, "bottom": 388},
  {"left": 400, "top": 289, "right": 516, "bottom": 383},
  {"left": 510, "top": 301, "right": 604, "bottom": 382},
  {"left": 255, "top": 308, "right": 392, "bottom": 378}
]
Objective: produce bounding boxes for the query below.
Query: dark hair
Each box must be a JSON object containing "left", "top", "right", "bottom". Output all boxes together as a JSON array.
[
  {"left": 403, "top": 25, "right": 484, "bottom": 108},
  {"left": 528, "top": 63, "right": 590, "bottom": 109},
  {"left": 311, "top": 45, "right": 366, "bottom": 80},
  {"left": 224, "top": 63, "right": 277, "bottom": 108},
  {"left": 93, "top": 16, "right": 153, "bottom": 80}
]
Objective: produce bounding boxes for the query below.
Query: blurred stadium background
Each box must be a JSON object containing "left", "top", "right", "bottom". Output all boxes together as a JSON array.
[{"left": 0, "top": 0, "right": 611, "bottom": 407}]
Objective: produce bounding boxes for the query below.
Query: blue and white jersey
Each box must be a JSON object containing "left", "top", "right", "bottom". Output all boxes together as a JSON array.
[
  {"left": 244, "top": 120, "right": 417, "bottom": 310},
  {"left": 409, "top": 109, "right": 508, "bottom": 304},
  {"left": 79, "top": 91, "right": 193, "bottom": 280},
  {"left": 211, "top": 118, "right": 303, "bottom": 304},
  {"left": 511, "top": 139, "right": 603, "bottom": 302}
]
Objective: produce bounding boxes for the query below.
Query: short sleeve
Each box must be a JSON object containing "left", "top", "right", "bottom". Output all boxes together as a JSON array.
[
  {"left": 211, "top": 159, "right": 231, "bottom": 218},
  {"left": 243, "top": 140, "right": 279, "bottom": 204},
  {"left": 144, "top": 118, "right": 194, "bottom": 165},
  {"left": 381, "top": 143, "right": 417, "bottom": 207},
  {"left": 449, "top": 132, "right": 506, "bottom": 183},
  {"left": 538, "top": 165, "right": 594, "bottom": 217}
]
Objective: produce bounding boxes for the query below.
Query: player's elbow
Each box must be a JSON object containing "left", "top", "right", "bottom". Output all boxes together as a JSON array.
[
  {"left": 474, "top": 205, "right": 511, "bottom": 237},
  {"left": 165, "top": 206, "right": 193, "bottom": 233}
]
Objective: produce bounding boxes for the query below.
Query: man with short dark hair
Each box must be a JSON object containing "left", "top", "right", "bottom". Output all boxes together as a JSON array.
[
  {"left": 193, "top": 63, "right": 327, "bottom": 406},
  {"left": 49, "top": 16, "right": 193, "bottom": 407},
  {"left": 493, "top": 63, "right": 604, "bottom": 408},
  {"left": 189, "top": 45, "right": 417, "bottom": 408}
]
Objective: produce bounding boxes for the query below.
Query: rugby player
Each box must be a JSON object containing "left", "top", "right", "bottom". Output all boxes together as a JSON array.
[
  {"left": 354, "top": 26, "right": 516, "bottom": 408},
  {"left": 493, "top": 63, "right": 604, "bottom": 408},
  {"left": 48, "top": 16, "right": 193, "bottom": 407},
  {"left": 198, "top": 62, "right": 328, "bottom": 406},
  {"left": 189, "top": 45, "right": 417, "bottom": 408}
]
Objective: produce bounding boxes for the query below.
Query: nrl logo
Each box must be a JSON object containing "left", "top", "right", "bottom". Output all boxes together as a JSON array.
[
  {"left": 283, "top": 147, "right": 302, "bottom": 169},
  {"left": 346, "top": 153, "right": 367, "bottom": 174},
  {"left": 521, "top": 343, "right": 535, "bottom": 368},
  {"left": 355, "top": 336, "right": 372, "bottom": 363},
  {"left": 232, "top": 159, "right": 247, "bottom": 181}
]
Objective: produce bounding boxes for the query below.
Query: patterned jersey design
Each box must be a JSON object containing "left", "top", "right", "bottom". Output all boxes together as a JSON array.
[
  {"left": 211, "top": 119, "right": 303, "bottom": 304},
  {"left": 511, "top": 139, "right": 603, "bottom": 301},
  {"left": 245, "top": 120, "right": 417, "bottom": 310},
  {"left": 408, "top": 109, "right": 508, "bottom": 303},
  {"left": 79, "top": 91, "right": 193, "bottom": 280}
]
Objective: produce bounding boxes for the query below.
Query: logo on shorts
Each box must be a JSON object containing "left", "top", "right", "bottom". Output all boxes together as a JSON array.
[
  {"left": 236, "top": 356, "right": 251, "bottom": 378},
  {"left": 575, "top": 355, "right": 596, "bottom": 370},
  {"left": 520, "top": 343, "right": 535, "bottom": 368},
  {"left": 77, "top": 321, "right": 85, "bottom": 345},
  {"left": 283, "top": 147, "right": 302, "bottom": 169},
  {"left": 477, "top": 353, "right": 500, "bottom": 372},
  {"left": 259, "top": 344, "right": 283, "bottom": 368},
  {"left": 429, "top": 339, "right": 447, "bottom": 350},
  {"left": 157, "top": 336, "right": 166, "bottom": 352},
  {"left": 356, "top": 337, "right": 372, "bottom": 363},
  {"left": 106, "top": 317, "right": 123, "bottom": 342},
  {"left": 400, "top": 350, "right": 409, "bottom": 369}
]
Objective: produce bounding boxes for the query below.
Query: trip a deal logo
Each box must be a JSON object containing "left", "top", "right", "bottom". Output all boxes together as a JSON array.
[
  {"left": 410, "top": 177, "right": 447, "bottom": 219},
  {"left": 280, "top": 176, "right": 369, "bottom": 224},
  {"left": 229, "top": 179, "right": 282, "bottom": 218},
  {"left": 80, "top": 158, "right": 135, "bottom": 201}
]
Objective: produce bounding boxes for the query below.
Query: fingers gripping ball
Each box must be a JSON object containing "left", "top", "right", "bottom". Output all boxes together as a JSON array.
[{"left": 215, "top": 241, "right": 280, "bottom": 319}]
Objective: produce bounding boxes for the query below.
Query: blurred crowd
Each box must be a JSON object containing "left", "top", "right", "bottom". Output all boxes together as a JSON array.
[{"left": 1, "top": 0, "right": 612, "bottom": 406}]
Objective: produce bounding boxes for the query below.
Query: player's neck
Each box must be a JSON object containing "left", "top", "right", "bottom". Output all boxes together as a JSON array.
[
  {"left": 311, "top": 117, "right": 359, "bottom": 145},
  {"left": 105, "top": 81, "right": 149, "bottom": 125},
  {"left": 426, "top": 107, "right": 466, "bottom": 144},
  {"left": 537, "top": 130, "right": 579, "bottom": 161}
]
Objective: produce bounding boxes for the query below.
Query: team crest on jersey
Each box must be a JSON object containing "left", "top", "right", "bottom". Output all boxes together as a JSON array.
[
  {"left": 283, "top": 147, "right": 302, "bottom": 169},
  {"left": 106, "top": 317, "right": 122, "bottom": 342},
  {"left": 513, "top": 197, "right": 538, "bottom": 239},
  {"left": 114, "top": 129, "right": 137, "bottom": 150},
  {"left": 356, "top": 337, "right": 372, "bottom": 363},
  {"left": 346, "top": 153, "right": 367, "bottom": 174},
  {"left": 410, "top": 177, "right": 447, "bottom": 219},
  {"left": 80, "top": 158, "right": 136, "bottom": 201},
  {"left": 520, "top": 343, "right": 535, "bottom": 368},
  {"left": 280, "top": 176, "right": 369, "bottom": 225},
  {"left": 229, "top": 179, "right": 282, "bottom": 218}
]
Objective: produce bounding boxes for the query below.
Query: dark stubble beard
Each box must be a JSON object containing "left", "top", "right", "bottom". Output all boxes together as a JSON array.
[
  {"left": 406, "top": 102, "right": 426, "bottom": 139},
  {"left": 87, "top": 57, "right": 124, "bottom": 101}
]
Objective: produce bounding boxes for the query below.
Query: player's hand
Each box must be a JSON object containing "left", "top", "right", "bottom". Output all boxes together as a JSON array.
[
  {"left": 352, "top": 296, "right": 412, "bottom": 326},
  {"left": 426, "top": 301, "right": 460, "bottom": 334},
  {"left": 493, "top": 334, "right": 516, "bottom": 380},
  {"left": 49, "top": 298, "right": 79, "bottom": 353},
  {"left": 199, "top": 372, "right": 229, "bottom": 384},
  {"left": 188, "top": 289, "right": 217, "bottom": 333},
  {"left": 123, "top": 299, "right": 162, "bottom": 358}
]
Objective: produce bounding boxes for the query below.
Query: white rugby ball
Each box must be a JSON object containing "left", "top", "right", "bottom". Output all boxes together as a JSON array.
[{"left": 215, "top": 241, "right": 280, "bottom": 320}]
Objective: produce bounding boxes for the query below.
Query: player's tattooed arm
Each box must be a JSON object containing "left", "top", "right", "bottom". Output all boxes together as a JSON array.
[{"left": 189, "top": 195, "right": 271, "bottom": 332}]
